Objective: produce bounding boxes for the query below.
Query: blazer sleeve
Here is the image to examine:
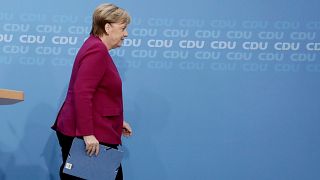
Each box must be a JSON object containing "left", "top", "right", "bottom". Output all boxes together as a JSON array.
[{"left": 73, "top": 45, "right": 107, "bottom": 136}]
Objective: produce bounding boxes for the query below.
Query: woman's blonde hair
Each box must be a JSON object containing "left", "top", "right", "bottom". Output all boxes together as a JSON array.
[{"left": 90, "top": 3, "right": 131, "bottom": 36}]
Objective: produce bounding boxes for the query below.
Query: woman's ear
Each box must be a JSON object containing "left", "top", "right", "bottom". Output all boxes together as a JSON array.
[{"left": 104, "top": 23, "right": 111, "bottom": 35}]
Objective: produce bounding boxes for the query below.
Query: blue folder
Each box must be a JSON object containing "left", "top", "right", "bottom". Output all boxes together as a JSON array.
[{"left": 63, "top": 138, "right": 123, "bottom": 180}]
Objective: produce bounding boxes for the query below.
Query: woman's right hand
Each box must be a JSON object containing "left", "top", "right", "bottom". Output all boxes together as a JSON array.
[{"left": 83, "top": 135, "right": 99, "bottom": 156}]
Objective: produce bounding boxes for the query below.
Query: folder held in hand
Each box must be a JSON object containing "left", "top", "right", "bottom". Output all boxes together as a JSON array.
[{"left": 63, "top": 138, "right": 123, "bottom": 180}]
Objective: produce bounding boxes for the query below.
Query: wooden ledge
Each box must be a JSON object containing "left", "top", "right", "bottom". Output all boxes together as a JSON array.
[{"left": 0, "top": 89, "right": 24, "bottom": 105}]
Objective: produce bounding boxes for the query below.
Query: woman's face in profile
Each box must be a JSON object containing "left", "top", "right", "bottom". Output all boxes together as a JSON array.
[{"left": 107, "top": 23, "right": 128, "bottom": 49}]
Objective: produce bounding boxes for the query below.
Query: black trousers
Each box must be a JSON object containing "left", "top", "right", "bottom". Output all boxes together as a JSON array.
[{"left": 56, "top": 131, "right": 123, "bottom": 180}]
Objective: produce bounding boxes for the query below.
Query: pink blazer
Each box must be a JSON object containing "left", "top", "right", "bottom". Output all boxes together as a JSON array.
[{"left": 52, "top": 35, "right": 123, "bottom": 144}]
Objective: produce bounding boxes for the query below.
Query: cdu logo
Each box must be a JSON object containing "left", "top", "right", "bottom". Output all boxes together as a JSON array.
[
  {"left": 2, "top": 45, "right": 29, "bottom": 54},
  {"left": 68, "top": 26, "right": 91, "bottom": 35},
  {"left": 51, "top": 58, "right": 73, "bottom": 66},
  {"left": 194, "top": 51, "right": 221, "bottom": 60},
  {"left": 242, "top": 63, "right": 268, "bottom": 72},
  {"left": 109, "top": 49, "right": 126, "bottom": 57},
  {"left": 274, "top": 21, "right": 300, "bottom": 29},
  {"left": 19, "top": 13, "right": 46, "bottom": 22},
  {"left": 147, "top": 39, "right": 173, "bottom": 48},
  {"left": 179, "top": 40, "right": 205, "bottom": 49},
  {"left": 52, "top": 15, "right": 78, "bottom": 23},
  {"left": 19, "top": 35, "right": 46, "bottom": 44},
  {"left": 163, "top": 29, "right": 189, "bottom": 38},
  {"left": 147, "top": 61, "right": 173, "bottom": 70},
  {"left": 35, "top": 46, "right": 62, "bottom": 55},
  {"left": 0, "top": 34, "right": 13, "bottom": 43},
  {"left": 163, "top": 50, "right": 189, "bottom": 59},
  {"left": 258, "top": 32, "right": 284, "bottom": 40},
  {"left": 210, "top": 20, "right": 236, "bottom": 28},
  {"left": 179, "top": 19, "right": 205, "bottom": 28},
  {"left": 211, "top": 41, "right": 236, "bottom": 49},
  {"left": 226, "top": 31, "right": 252, "bottom": 39},
  {"left": 19, "top": 57, "right": 45, "bottom": 66},
  {"left": 242, "top": 20, "right": 268, "bottom": 29},
  {"left": 179, "top": 62, "right": 205, "bottom": 70},
  {"left": 306, "top": 43, "right": 320, "bottom": 51},
  {"left": 36, "top": 25, "right": 62, "bottom": 33},
  {"left": 52, "top": 36, "right": 78, "bottom": 45},
  {"left": 131, "top": 28, "right": 157, "bottom": 37},
  {"left": 242, "top": 42, "right": 268, "bottom": 50},
  {"left": 290, "top": 53, "right": 316, "bottom": 62},
  {"left": 3, "top": 23, "right": 30, "bottom": 32},
  {"left": 274, "top": 63, "right": 300, "bottom": 72},
  {"left": 210, "top": 63, "right": 237, "bottom": 71},
  {"left": 258, "top": 53, "right": 284, "bottom": 61},
  {"left": 274, "top": 42, "right": 300, "bottom": 51},
  {"left": 195, "top": 30, "right": 221, "bottom": 39},
  {"left": 147, "top": 18, "right": 173, "bottom": 27},
  {"left": 123, "top": 39, "right": 142, "bottom": 47},
  {"left": 131, "top": 50, "right": 157, "bottom": 58},
  {"left": 290, "top": 32, "right": 316, "bottom": 40},
  {"left": 118, "top": 60, "right": 142, "bottom": 69},
  {"left": 226, "top": 52, "right": 252, "bottom": 61}
]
